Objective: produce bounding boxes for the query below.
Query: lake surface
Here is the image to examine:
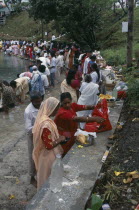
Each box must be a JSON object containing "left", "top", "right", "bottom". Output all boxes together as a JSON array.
[{"left": 0, "top": 52, "right": 31, "bottom": 82}]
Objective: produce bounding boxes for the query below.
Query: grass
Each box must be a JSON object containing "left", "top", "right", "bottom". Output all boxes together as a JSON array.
[
  {"left": 0, "top": 11, "right": 59, "bottom": 40},
  {"left": 100, "top": 7, "right": 139, "bottom": 65}
]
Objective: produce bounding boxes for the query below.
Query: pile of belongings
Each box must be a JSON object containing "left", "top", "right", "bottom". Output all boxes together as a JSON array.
[
  {"left": 116, "top": 81, "right": 128, "bottom": 99},
  {"left": 93, "top": 51, "right": 107, "bottom": 68}
]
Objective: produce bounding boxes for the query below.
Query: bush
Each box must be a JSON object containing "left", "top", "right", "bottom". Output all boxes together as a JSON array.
[
  {"left": 127, "top": 78, "right": 139, "bottom": 107},
  {"left": 101, "top": 48, "right": 126, "bottom": 66}
]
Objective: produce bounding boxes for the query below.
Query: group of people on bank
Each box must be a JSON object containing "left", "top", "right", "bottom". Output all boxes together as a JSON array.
[{"left": 0, "top": 41, "right": 107, "bottom": 189}]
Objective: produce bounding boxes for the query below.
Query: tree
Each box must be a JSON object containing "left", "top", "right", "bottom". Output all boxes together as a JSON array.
[{"left": 29, "top": 0, "right": 114, "bottom": 50}]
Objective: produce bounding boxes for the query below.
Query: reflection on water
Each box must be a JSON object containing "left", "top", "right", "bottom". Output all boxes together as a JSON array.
[{"left": 0, "top": 52, "right": 32, "bottom": 82}]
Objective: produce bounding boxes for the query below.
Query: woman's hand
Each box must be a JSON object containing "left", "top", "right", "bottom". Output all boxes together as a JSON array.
[
  {"left": 91, "top": 116, "right": 105, "bottom": 124},
  {"left": 57, "top": 135, "right": 66, "bottom": 143},
  {"left": 59, "top": 135, "right": 66, "bottom": 141}
]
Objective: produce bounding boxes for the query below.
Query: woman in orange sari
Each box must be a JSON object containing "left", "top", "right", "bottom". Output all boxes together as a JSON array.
[
  {"left": 55, "top": 92, "right": 105, "bottom": 155},
  {"left": 32, "top": 97, "right": 65, "bottom": 189}
]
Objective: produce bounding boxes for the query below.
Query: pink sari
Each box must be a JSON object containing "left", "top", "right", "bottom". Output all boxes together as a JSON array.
[{"left": 32, "top": 97, "right": 63, "bottom": 189}]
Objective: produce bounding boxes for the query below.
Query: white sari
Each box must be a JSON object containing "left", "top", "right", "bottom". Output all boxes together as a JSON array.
[{"left": 77, "top": 82, "right": 99, "bottom": 128}]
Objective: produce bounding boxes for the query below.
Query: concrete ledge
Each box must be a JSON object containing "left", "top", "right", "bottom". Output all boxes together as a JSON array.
[{"left": 26, "top": 101, "right": 123, "bottom": 210}]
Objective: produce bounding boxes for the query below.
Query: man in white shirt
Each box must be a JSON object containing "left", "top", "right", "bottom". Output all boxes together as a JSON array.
[
  {"left": 56, "top": 52, "right": 64, "bottom": 83},
  {"left": 24, "top": 92, "right": 42, "bottom": 185},
  {"left": 49, "top": 52, "right": 56, "bottom": 87}
]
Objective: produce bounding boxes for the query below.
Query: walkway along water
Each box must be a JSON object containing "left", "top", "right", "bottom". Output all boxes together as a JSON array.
[{"left": 0, "top": 53, "right": 64, "bottom": 209}]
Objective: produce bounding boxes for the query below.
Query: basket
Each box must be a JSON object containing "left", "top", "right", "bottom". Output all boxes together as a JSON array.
[{"left": 105, "top": 83, "right": 116, "bottom": 91}]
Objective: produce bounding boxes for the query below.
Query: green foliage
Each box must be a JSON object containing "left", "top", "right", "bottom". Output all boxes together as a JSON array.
[
  {"left": 29, "top": 0, "right": 57, "bottom": 22},
  {"left": 127, "top": 77, "right": 139, "bottom": 107},
  {"left": 121, "top": 65, "right": 139, "bottom": 107},
  {"left": 101, "top": 42, "right": 139, "bottom": 66},
  {"left": 29, "top": 0, "right": 114, "bottom": 50},
  {"left": 89, "top": 194, "right": 103, "bottom": 210},
  {"left": 13, "top": 3, "right": 22, "bottom": 14},
  {"left": 101, "top": 48, "right": 126, "bottom": 66}
]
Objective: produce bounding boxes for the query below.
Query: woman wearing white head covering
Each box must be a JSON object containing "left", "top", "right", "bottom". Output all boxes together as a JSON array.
[{"left": 32, "top": 97, "right": 64, "bottom": 189}]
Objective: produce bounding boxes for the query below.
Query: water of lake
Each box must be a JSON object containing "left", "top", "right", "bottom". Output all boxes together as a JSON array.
[{"left": 0, "top": 52, "right": 31, "bottom": 82}]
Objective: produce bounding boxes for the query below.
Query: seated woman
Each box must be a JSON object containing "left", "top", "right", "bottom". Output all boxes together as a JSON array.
[
  {"left": 32, "top": 97, "right": 65, "bottom": 189},
  {"left": 77, "top": 75, "right": 99, "bottom": 129},
  {"left": 61, "top": 70, "right": 80, "bottom": 102},
  {"left": 55, "top": 92, "right": 105, "bottom": 155}
]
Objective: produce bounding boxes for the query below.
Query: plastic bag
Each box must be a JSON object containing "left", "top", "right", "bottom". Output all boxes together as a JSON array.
[
  {"left": 85, "top": 99, "right": 112, "bottom": 133},
  {"left": 117, "top": 90, "right": 127, "bottom": 99}
]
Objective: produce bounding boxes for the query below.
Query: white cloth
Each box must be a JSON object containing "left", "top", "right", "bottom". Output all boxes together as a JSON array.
[
  {"left": 56, "top": 55, "right": 64, "bottom": 68},
  {"left": 24, "top": 103, "right": 39, "bottom": 135},
  {"left": 39, "top": 57, "right": 50, "bottom": 76},
  {"left": 90, "top": 71, "right": 102, "bottom": 84},
  {"left": 83, "top": 57, "right": 90, "bottom": 74},
  {"left": 78, "top": 82, "right": 99, "bottom": 108},
  {"left": 78, "top": 53, "right": 85, "bottom": 61},
  {"left": 52, "top": 35, "right": 56, "bottom": 41},
  {"left": 77, "top": 81, "right": 99, "bottom": 129}
]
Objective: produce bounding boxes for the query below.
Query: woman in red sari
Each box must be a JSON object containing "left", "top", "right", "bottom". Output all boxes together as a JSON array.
[{"left": 55, "top": 92, "right": 105, "bottom": 155}]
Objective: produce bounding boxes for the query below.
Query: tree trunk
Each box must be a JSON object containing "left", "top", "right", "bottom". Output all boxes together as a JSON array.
[{"left": 127, "top": 0, "right": 134, "bottom": 68}]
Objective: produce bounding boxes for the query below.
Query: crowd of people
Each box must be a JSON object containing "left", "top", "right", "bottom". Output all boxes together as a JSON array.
[{"left": 0, "top": 39, "right": 107, "bottom": 189}]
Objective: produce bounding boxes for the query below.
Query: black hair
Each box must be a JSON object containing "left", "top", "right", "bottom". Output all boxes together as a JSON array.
[
  {"left": 39, "top": 65, "right": 45, "bottom": 73},
  {"left": 90, "top": 55, "right": 96, "bottom": 60},
  {"left": 66, "top": 70, "right": 76, "bottom": 85},
  {"left": 60, "top": 92, "right": 72, "bottom": 103},
  {"left": 91, "top": 63, "right": 100, "bottom": 82},
  {"left": 37, "top": 59, "right": 42, "bottom": 64},
  {"left": 81, "top": 53, "right": 87, "bottom": 62},
  {"left": 10, "top": 80, "right": 17, "bottom": 88},
  {"left": 30, "top": 92, "right": 42, "bottom": 100},
  {"left": 17, "top": 74, "right": 20, "bottom": 78},
  {"left": 50, "top": 51, "right": 56, "bottom": 57},
  {"left": 73, "top": 64, "right": 78, "bottom": 71},
  {"left": 3, "top": 80, "right": 10, "bottom": 86},
  {"left": 84, "top": 74, "right": 92, "bottom": 83}
]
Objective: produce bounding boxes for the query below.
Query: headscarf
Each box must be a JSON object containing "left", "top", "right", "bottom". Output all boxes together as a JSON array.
[{"left": 32, "top": 97, "right": 60, "bottom": 170}]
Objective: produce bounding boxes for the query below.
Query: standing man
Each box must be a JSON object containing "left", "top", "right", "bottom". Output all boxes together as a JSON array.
[
  {"left": 24, "top": 92, "right": 42, "bottom": 186},
  {"left": 56, "top": 51, "right": 64, "bottom": 83},
  {"left": 49, "top": 51, "right": 56, "bottom": 87}
]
